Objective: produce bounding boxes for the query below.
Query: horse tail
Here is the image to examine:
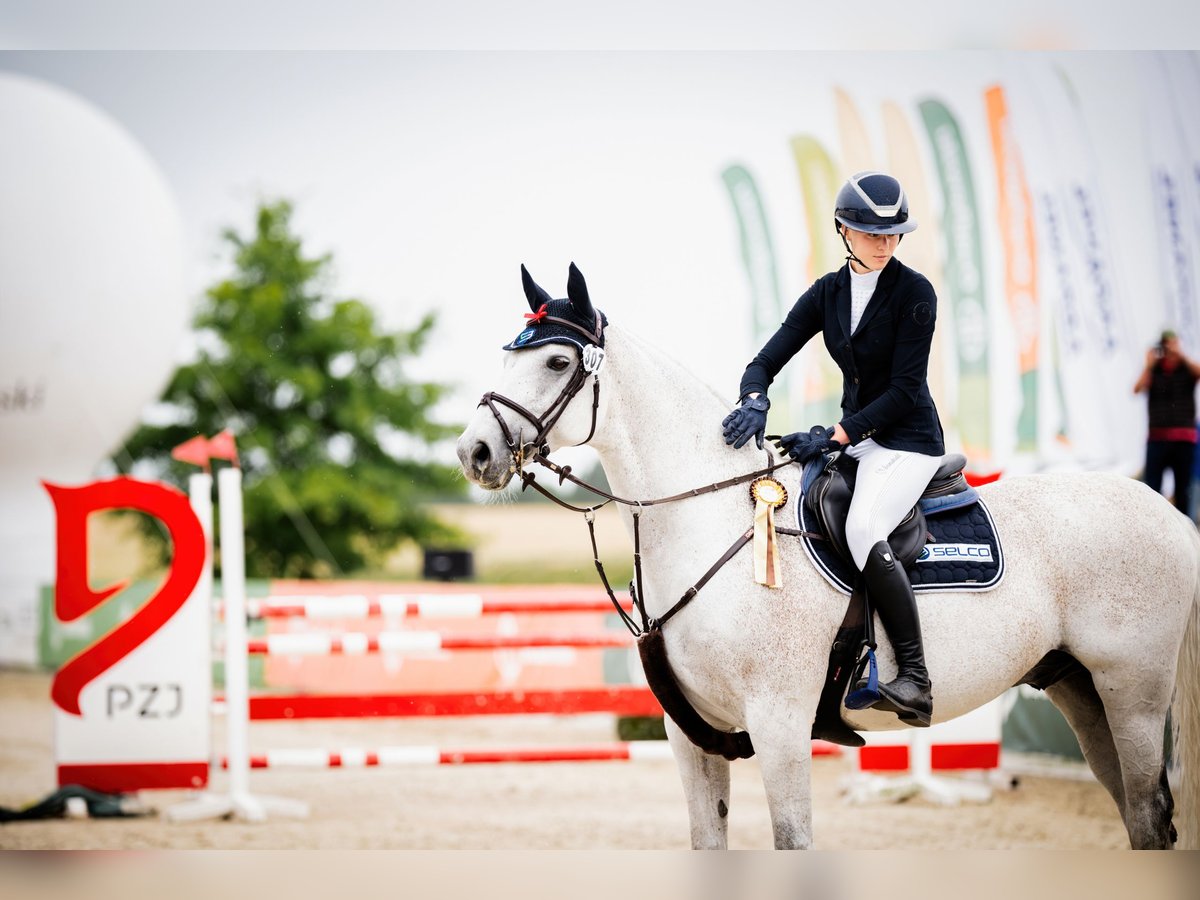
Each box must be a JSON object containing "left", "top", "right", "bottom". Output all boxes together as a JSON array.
[{"left": 1173, "top": 527, "right": 1200, "bottom": 850}]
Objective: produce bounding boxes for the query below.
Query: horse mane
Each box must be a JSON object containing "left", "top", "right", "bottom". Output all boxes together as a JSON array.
[
  {"left": 581, "top": 321, "right": 787, "bottom": 505},
  {"left": 608, "top": 323, "right": 732, "bottom": 411}
]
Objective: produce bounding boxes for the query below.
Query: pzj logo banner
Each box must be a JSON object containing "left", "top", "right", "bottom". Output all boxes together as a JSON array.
[{"left": 916, "top": 543, "right": 994, "bottom": 563}]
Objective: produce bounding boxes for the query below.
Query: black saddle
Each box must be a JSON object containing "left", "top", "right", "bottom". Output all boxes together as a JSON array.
[{"left": 802, "top": 451, "right": 969, "bottom": 568}]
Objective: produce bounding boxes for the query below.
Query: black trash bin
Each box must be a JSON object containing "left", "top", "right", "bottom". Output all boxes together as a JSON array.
[{"left": 422, "top": 548, "right": 474, "bottom": 582}]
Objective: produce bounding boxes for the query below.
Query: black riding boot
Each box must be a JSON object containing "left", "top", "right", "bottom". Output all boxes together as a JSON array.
[{"left": 862, "top": 540, "right": 932, "bottom": 727}]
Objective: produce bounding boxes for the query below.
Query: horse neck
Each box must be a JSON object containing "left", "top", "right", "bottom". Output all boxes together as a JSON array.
[{"left": 589, "top": 324, "right": 767, "bottom": 501}]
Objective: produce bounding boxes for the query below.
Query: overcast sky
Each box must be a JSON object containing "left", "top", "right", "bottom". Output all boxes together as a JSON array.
[
  {"left": 5, "top": 2, "right": 1195, "bottom": 431},
  {"left": 2, "top": 49, "right": 1169, "bottom": 414},
  {"left": 4, "top": 1, "right": 1199, "bottom": 51},
  {"left": 2, "top": 2, "right": 1195, "bottom": 476}
]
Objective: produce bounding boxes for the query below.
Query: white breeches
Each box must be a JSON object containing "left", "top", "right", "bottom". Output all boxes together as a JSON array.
[{"left": 843, "top": 439, "right": 943, "bottom": 571}]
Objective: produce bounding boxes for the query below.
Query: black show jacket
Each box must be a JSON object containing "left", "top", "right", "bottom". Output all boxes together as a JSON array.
[{"left": 739, "top": 257, "right": 946, "bottom": 454}]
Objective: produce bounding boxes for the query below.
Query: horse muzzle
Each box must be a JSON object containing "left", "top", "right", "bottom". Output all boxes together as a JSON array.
[{"left": 455, "top": 432, "right": 515, "bottom": 490}]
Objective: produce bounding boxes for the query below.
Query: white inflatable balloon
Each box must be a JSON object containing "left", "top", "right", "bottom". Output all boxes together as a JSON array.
[{"left": 0, "top": 74, "right": 188, "bottom": 665}]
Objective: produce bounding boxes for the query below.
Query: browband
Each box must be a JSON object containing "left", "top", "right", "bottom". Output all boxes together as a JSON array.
[{"left": 541, "top": 312, "right": 604, "bottom": 347}]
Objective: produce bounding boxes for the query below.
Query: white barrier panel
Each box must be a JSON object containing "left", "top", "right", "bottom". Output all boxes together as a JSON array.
[
  {"left": 857, "top": 697, "right": 1004, "bottom": 772},
  {"left": 49, "top": 475, "right": 212, "bottom": 792},
  {"left": 846, "top": 697, "right": 1006, "bottom": 805}
]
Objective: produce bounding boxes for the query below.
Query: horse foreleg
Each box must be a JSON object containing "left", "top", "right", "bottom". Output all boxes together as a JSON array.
[
  {"left": 745, "top": 701, "right": 815, "bottom": 849},
  {"left": 664, "top": 716, "right": 732, "bottom": 849}
]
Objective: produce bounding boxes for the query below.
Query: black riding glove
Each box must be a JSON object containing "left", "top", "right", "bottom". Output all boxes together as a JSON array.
[
  {"left": 721, "top": 395, "right": 770, "bottom": 449},
  {"left": 771, "top": 425, "right": 840, "bottom": 465}
]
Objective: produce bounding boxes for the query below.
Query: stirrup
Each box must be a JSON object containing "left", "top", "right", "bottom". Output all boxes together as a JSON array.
[{"left": 844, "top": 648, "right": 881, "bottom": 710}]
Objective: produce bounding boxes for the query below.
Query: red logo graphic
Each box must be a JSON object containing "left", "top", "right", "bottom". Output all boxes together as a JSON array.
[{"left": 43, "top": 478, "right": 206, "bottom": 715}]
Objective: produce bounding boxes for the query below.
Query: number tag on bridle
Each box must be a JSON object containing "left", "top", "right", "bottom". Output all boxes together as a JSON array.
[{"left": 582, "top": 344, "right": 606, "bottom": 374}]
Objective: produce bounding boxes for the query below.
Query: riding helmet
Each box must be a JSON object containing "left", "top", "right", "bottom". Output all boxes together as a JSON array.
[{"left": 833, "top": 171, "right": 918, "bottom": 235}]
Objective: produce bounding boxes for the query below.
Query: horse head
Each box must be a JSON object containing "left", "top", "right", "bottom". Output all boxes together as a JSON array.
[{"left": 457, "top": 263, "right": 609, "bottom": 489}]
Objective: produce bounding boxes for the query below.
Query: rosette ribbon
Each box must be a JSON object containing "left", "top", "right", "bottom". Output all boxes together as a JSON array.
[{"left": 749, "top": 477, "right": 788, "bottom": 588}]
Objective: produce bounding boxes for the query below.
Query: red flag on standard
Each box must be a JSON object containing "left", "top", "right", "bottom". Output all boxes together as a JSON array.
[
  {"left": 171, "top": 435, "right": 211, "bottom": 468},
  {"left": 964, "top": 470, "right": 1002, "bottom": 487},
  {"left": 207, "top": 429, "right": 239, "bottom": 464}
]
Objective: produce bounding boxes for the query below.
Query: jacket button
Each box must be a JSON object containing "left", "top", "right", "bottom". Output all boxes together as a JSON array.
[{"left": 853, "top": 377, "right": 859, "bottom": 384}]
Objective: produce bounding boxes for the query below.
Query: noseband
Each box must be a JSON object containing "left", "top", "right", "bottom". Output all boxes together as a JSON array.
[
  {"left": 478, "top": 363, "right": 601, "bottom": 469},
  {"left": 477, "top": 311, "right": 606, "bottom": 471}
]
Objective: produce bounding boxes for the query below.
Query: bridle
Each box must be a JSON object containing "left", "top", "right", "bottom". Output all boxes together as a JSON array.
[
  {"left": 477, "top": 310, "right": 606, "bottom": 471},
  {"left": 474, "top": 310, "right": 810, "bottom": 639}
]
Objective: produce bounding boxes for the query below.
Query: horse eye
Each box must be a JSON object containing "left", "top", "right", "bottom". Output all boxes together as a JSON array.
[{"left": 547, "top": 356, "right": 571, "bottom": 372}]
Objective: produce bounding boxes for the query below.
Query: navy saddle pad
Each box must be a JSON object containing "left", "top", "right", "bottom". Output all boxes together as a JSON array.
[{"left": 796, "top": 482, "right": 1005, "bottom": 595}]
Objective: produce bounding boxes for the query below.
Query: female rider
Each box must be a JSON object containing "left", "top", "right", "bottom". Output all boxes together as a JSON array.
[{"left": 721, "top": 171, "right": 946, "bottom": 726}]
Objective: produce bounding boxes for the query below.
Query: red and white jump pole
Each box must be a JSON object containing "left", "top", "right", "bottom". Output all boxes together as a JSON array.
[
  {"left": 220, "top": 742, "right": 677, "bottom": 770},
  {"left": 240, "top": 631, "right": 634, "bottom": 656},
  {"left": 220, "top": 685, "right": 667, "bottom": 720},
  {"left": 233, "top": 594, "right": 634, "bottom": 620},
  {"left": 167, "top": 467, "right": 308, "bottom": 823}
]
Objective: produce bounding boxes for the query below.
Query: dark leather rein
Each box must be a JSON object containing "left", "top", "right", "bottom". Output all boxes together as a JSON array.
[{"left": 475, "top": 321, "right": 814, "bottom": 639}]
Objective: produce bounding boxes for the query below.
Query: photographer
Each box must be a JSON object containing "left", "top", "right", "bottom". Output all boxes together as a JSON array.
[{"left": 1133, "top": 329, "right": 1200, "bottom": 516}]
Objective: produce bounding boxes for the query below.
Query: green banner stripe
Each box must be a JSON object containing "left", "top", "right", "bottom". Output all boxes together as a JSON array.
[
  {"left": 1016, "top": 371, "right": 1037, "bottom": 452},
  {"left": 918, "top": 99, "right": 991, "bottom": 456},
  {"left": 720, "top": 165, "right": 783, "bottom": 342},
  {"left": 721, "top": 164, "right": 791, "bottom": 417},
  {"left": 790, "top": 136, "right": 846, "bottom": 425}
]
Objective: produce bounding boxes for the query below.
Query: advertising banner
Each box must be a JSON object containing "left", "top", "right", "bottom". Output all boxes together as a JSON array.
[
  {"left": 918, "top": 98, "right": 992, "bottom": 463},
  {"left": 1140, "top": 54, "right": 1200, "bottom": 356},
  {"left": 985, "top": 85, "right": 1040, "bottom": 453}
]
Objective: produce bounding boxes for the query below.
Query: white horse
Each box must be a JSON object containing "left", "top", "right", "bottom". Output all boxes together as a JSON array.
[{"left": 456, "top": 264, "right": 1200, "bottom": 849}]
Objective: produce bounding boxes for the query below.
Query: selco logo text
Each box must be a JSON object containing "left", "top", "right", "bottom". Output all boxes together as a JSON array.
[{"left": 916, "top": 544, "right": 993, "bottom": 563}]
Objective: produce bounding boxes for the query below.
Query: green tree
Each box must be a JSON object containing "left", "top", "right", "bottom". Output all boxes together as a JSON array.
[{"left": 113, "top": 200, "right": 465, "bottom": 577}]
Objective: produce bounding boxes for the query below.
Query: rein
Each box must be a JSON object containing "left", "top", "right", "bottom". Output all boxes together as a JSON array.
[{"left": 518, "top": 452, "right": 808, "bottom": 637}]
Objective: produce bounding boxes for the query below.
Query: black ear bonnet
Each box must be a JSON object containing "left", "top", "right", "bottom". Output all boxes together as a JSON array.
[{"left": 503, "top": 263, "right": 607, "bottom": 353}]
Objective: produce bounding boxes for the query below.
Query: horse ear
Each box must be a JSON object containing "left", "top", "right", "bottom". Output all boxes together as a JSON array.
[
  {"left": 566, "top": 262, "right": 595, "bottom": 321},
  {"left": 521, "top": 264, "right": 553, "bottom": 312}
]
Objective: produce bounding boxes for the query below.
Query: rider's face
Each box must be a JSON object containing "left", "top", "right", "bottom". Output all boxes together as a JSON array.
[{"left": 842, "top": 227, "right": 899, "bottom": 273}]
